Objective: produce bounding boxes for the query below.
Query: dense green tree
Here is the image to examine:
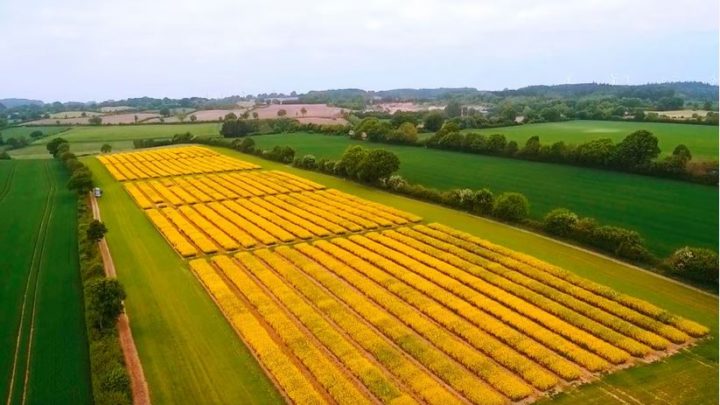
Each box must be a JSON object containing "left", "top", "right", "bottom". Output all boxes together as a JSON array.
[
  {"left": 46, "top": 137, "right": 69, "bottom": 155},
  {"left": 666, "top": 247, "right": 718, "bottom": 283},
  {"left": 30, "top": 130, "right": 43, "bottom": 139},
  {"left": 277, "top": 109, "right": 287, "bottom": 117},
  {"left": 543, "top": 208, "right": 579, "bottom": 236},
  {"left": 86, "top": 278, "right": 126, "bottom": 330},
  {"left": 100, "top": 143, "right": 112, "bottom": 153},
  {"left": 492, "top": 192, "right": 529, "bottom": 221},
  {"left": 88, "top": 116, "right": 102, "bottom": 125},
  {"left": 356, "top": 149, "right": 400, "bottom": 182},
  {"left": 337, "top": 145, "right": 369, "bottom": 178},
  {"left": 422, "top": 111, "right": 445, "bottom": 132},
  {"left": 518, "top": 135, "right": 541, "bottom": 158},
  {"left": 224, "top": 112, "right": 238, "bottom": 121},
  {"left": 87, "top": 220, "right": 108, "bottom": 242},
  {"left": 486, "top": 134, "right": 507, "bottom": 154},
  {"left": 612, "top": 130, "right": 660, "bottom": 168},
  {"left": 67, "top": 169, "right": 94, "bottom": 193},
  {"left": 159, "top": 107, "right": 171, "bottom": 117},
  {"left": 386, "top": 122, "right": 418, "bottom": 144},
  {"left": 471, "top": 189, "right": 494, "bottom": 215},
  {"left": 574, "top": 138, "right": 615, "bottom": 166}
]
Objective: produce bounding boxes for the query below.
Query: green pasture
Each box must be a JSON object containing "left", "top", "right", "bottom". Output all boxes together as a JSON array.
[
  {"left": 465, "top": 120, "right": 718, "bottom": 161},
  {"left": 249, "top": 132, "right": 718, "bottom": 257},
  {"left": 0, "top": 160, "right": 91, "bottom": 404}
]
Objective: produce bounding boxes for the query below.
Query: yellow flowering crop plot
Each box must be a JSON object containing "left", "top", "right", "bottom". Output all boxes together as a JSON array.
[
  {"left": 391, "top": 227, "right": 682, "bottom": 349},
  {"left": 187, "top": 259, "right": 325, "bottom": 404},
  {"left": 310, "top": 240, "right": 536, "bottom": 400},
  {"left": 425, "top": 223, "right": 710, "bottom": 338},
  {"left": 211, "top": 255, "right": 372, "bottom": 404},
  {"left": 366, "top": 232, "right": 658, "bottom": 357},
  {"left": 346, "top": 234, "right": 631, "bottom": 365},
  {"left": 123, "top": 183, "right": 153, "bottom": 209},
  {"left": 249, "top": 249, "right": 417, "bottom": 404},
  {"left": 99, "top": 146, "right": 260, "bottom": 180}
]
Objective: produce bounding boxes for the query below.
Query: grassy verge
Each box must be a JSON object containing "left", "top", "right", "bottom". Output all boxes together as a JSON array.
[
  {"left": 83, "top": 157, "right": 283, "bottom": 404},
  {"left": 212, "top": 146, "right": 718, "bottom": 404}
]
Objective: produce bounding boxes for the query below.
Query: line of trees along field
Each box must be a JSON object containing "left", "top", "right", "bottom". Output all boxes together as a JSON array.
[
  {"left": 47, "top": 137, "right": 132, "bottom": 405},
  {"left": 348, "top": 115, "right": 717, "bottom": 185}
]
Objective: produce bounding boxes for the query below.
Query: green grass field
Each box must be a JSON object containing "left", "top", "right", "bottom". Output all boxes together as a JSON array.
[
  {"left": 0, "top": 126, "right": 71, "bottom": 140},
  {"left": 84, "top": 157, "right": 283, "bottom": 405},
  {"left": 9, "top": 123, "right": 223, "bottom": 158},
  {"left": 249, "top": 132, "right": 718, "bottom": 257},
  {"left": 211, "top": 147, "right": 718, "bottom": 405},
  {"left": 0, "top": 160, "right": 91, "bottom": 405},
  {"left": 465, "top": 120, "right": 718, "bottom": 161},
  {"left": 37, "top": 123, "right": 223, "bottom": 143}
]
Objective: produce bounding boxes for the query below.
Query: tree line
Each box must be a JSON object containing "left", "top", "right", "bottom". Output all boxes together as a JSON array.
[
  {"left": 48, "top": 139, "right": 131, "bottom": 404},
  {"left": 349, "top": 115, "right": 717, "bottom": 185}
]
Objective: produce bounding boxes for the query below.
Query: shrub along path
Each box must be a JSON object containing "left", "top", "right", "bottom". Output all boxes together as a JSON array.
[{"left": 90, "top": 194, "right": 151, "bottom": 405}]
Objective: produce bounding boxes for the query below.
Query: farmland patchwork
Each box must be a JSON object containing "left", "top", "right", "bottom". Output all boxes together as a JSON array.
[{"left": 97, "top": 146, "right": 709, "bottom": 404}]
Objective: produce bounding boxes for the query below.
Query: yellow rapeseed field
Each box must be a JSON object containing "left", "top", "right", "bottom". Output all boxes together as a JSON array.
[{"left": 100, "top": 146, "right": 708, "bottom": 404}]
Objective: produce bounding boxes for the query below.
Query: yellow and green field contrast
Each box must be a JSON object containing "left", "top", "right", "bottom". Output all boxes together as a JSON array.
[{"left": 93, "top": 145, "right": 711, "bottom": 404}]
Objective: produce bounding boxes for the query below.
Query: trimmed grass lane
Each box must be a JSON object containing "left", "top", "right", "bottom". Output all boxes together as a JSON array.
[{"left": 84, "top": 157, "right": 283, "bottom": 404}]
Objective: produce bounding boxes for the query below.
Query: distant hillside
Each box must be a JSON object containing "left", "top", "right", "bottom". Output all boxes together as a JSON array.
[{"left": 0, "top": 98, "right": 44, "bottom": 108}]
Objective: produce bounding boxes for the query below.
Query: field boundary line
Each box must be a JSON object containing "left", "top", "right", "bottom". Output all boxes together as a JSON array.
[
  {"left": 21, "top": 162, "right": 58, "bottom": 405},
  {"left": 89, "top": 194, "right": 151, "bottom": 405},
  {"left": 6, "top": 161, "right": 52, "bottom": 405}
]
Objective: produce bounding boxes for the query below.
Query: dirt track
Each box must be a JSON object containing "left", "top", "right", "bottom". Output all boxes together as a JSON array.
[{"left": 89, "top": 195, "right": 151, "bottom": 405}]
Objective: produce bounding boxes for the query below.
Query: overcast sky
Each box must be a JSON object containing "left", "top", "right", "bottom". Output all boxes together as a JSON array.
[{"left": 0, "top": 0, "right": 717, "bottom": 102}]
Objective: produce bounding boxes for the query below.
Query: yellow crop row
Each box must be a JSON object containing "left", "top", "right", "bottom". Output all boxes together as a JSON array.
[
  {"left": 98, "top": 146, "right": 259, "bottom": 180},
  {"left": 234, "top": 198, "right": 314, "bottom": 240},
  {"left": 397, "top": 227, "right": 682, "bottom": 349},
  {"left": 207, "top": 202, "right": 277, "bottom": 245},
  {"left": 211, "top": 255, "right": 371, "bottom": 404},
  {"left": 425, "top": 223, "right": 709, "bottom": 338},
  {"left": 193, "top": 204, "right": 257, "bottom": 249},
  {"left": 274, "top": 245, "right": 493, "bottom": 405},
  {"left": 293, "top": 243, "right": 507, "bottom": 405},
  {"left": 188, "top": 259, "right": 325, "bottom": 404},
  {"left": 323, "top": 189, "right": 422, "bottom": 224},
  {"left": 312, "top": 237, "right": 561, "bottom": 390},
  {"left": 348, "top": 233, "right": 631, "bottom": 365},
  {"left": 247, "top": 249, "right": 417, "bottom": 404},
  {"left": 178, "top": 206, "right": 238, "bottom": 250},
  {"left": 311, "top": 240, "right": 535, "bottom": 400},
  {"left": 161, "top": 207, "right": 217, "bottom": 254},
  {"left": 223, "top": 200, "right": 296, "bottom": 243},
  {"left": 124, "top": 183, "right": 153, "bottom": 209},
  {"left": 369, "top": 231, "right": 659, "bottom": 356},
  {"left": 146, "top": 209, "right": 197, "bottom": 257}
]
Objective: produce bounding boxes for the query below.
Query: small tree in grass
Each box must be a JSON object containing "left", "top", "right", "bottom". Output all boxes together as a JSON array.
[
  {"left": 492, "top": 192, "right": 529, "bottom": 221},
  {"left": 86, "top": 278, "right": 126, "bottom": 331},
  {"left": 87, "top": 220, "right": 108, "bottom": 242},
  {"left": 100, "top": 143, "right": 112, "bottom": 153}
]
